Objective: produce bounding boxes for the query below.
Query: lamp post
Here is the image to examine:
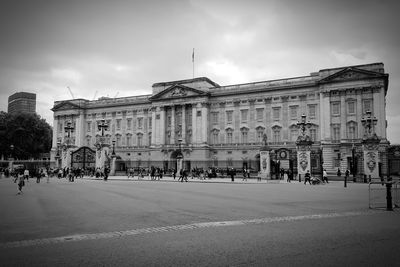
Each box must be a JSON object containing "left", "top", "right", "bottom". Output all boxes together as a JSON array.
[
  {"left": 352, "top": 142, "right": 356, "bottom": 182},
  {"left": 296, "top": 114, "right": 313, "bottom": 182},
  {"left": 10, "top": 144, "right": 14, "bottom": 159},
  {"left": 64, "top": 120, "right": 74, "bottom": 145},
  {"left": 320, "top": 144, "right": 324, "bottom": 179},
  {"left": 98, "top": 119, "right": 108, "bottom": 137},
  {"left": 112, "top": 140, "right": 116, "bottom": 156}
]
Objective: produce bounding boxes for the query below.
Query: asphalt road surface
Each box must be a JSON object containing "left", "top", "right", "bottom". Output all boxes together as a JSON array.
[{"left": 0, "top": 177, "right": 399, "bottom": 266}]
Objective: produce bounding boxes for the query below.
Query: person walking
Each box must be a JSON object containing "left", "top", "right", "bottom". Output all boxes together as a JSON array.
[
  {"left": 23, "top": 168, "right": 29, "bottom": 182},
  {"left": 242, "top": 168, "right": 247, "bottom": 181},
  {"left": 304, "top": 170, "right": 312, "bottom": 185},
  {"left": 323, "top": 169, "right": 329, "bottom": 183},
  {"left": 285, "top": 169, "right": 290, "bottom": 183},
  {"left": 230, "top": 168, "right": 235, "bottom": 182},
  {"left": 15, "top": 170, "right": 25, "bottom": 195}
]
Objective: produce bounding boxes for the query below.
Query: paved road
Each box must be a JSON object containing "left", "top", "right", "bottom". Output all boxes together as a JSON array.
[{"left": 0, "top": 176, "right": 399, "bottom": 266}]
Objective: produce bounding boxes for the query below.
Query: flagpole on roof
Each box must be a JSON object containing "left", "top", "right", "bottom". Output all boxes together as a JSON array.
[{"left": 192, "top": 48, "right": 195, "bottom": 79}]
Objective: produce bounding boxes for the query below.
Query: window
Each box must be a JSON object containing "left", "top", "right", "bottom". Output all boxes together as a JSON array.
[
  {"left": 226, "top": 130, "right": 233, "bottom": 144},
  {"left": 186, "top": 130, "right": 192, "bottom": 144},
  {"left": 127, "top": 119, "right": 132, "bottom": 130},
  {"left": 227, "top": 158, "right": 233, "bottom": 167},
  {"left": 197, "top": 110, "right": 202, "bottom": 117},
  {"left": 212, "top": 112, "right": 219, "bottom": 125},
  {"left": 148, "top": 133, "right": 152, "bottom": 146},
  {"left": 87, "top": 121, "right": 91, "bottom": 132},
  {"left": 137, "top": 117, "right": 143, "bottom": 129},
  {"left": 148, "top": 117, "right": 152, "bottom": 129},
  {"left": 116, "top": 135, "right": 121, "bottom": 147},
  {"left": 363, "top": 99, "right": 372, "bottom": 114},
  {"left": 331, "top": 102, "right": 340, "bottom": 116},
  {"left": 137, "top": 134, "right": 143, "bottom": 147},
  {"left": 308, "top": 105, "right": 316, "bottom": 118},
  {"left": 126, "top": 135, "right": 131, "bottom": 146},
  {"left": 226, "top": 111, "right": 233, "bottom": 124},
  {"left": 347, "top": 122, "right": 357, "bottom": 139},
  {"left": 348, "top": 101, "right": 355, "bottom": 114},
  {"left": 256, "top": 128, "right": 265, "bottom": 143},
  {"left": 241, "top": 129, "right": 248, "bottom": 144},
  {"left": 167, "top": 116, "right": 171, "bottom": 127},
  {"left": 212, "top": 130, "right": 219, "bottom": 144},
  {"left": 116, "top": 119, "right": 121, "bottom": 130},
  {"left": 241, "top": 109, "right": 248, "bottom": 122},
  {"left": 290, "top": 106, "right": 298, "bottom": 119},
  {"left": 309, "top": 128, "right": 317, "bottom": 141},
  {"left": 290, "top": 129, "right": 298, "bottom": 142},
  {"left": 272, "top": 127, "right": 281, "bottom": 143},
  {"left": 332, "top": 125, "right": 340, "bottom": 142},
  {"left": 256, "top": 108, "right": 264, "bottom": 121},
  {"left": 273, "top": 108, "right": 281, "bottom": 120}
]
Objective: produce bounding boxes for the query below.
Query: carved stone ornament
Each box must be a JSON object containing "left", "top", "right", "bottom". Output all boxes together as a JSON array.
[
  {"left": 366, "top": 151, "right": 377, "bottom": 172},
  {"left": 299, "top": 152, "right": 308, "bottom": 171},
  {"left": 171, "top": 87, "right": 187, "bottom": 97}
]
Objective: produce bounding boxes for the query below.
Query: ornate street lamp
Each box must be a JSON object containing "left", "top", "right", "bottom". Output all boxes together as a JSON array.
[
  {"left": 296, "top": 114, "right": 313, "bottom": 136},
  {"left": 361, "top": 111, "right": 377, "bottom": 138},
  {"left": 98, "top": 119, "right": 109, "bottom": 137},
  {"left": 10, "top": 144, "right": 14, "bottom": 159},
  {"left": 64, "top": 120, "right": 74, "bottom": 145},
  {"left": 112, "top": 140, "right": 116, "bottom": 156}
]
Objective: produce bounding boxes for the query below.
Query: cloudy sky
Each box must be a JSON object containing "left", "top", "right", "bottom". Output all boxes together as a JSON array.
[{"left": 0, "top": 0, "right": 399, "bottom": 143}]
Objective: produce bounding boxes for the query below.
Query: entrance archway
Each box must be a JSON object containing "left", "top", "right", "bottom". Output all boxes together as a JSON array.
[{"left": 71, "top": 146, "right": 95, "bottom": 169}]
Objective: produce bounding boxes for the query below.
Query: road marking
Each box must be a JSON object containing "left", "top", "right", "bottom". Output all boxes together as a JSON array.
[{"left": 0, "top": 210, "right": 385, "bottom": 249}]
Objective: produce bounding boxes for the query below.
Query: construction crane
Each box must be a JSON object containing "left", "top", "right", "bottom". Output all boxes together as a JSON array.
[
  {"left": 67, "top": 86, "right": 75, "bottom": 99},
  {"left": 114, "top": 92, "right": 119, "bottom": 98},
  {"left": 92, "top": 90, "right": 98, "bottom": 100}
]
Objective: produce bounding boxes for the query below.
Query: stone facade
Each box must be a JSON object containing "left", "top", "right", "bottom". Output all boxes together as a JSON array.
[{"left": 51, "top": 63, "right": 389, "bottom": 176}]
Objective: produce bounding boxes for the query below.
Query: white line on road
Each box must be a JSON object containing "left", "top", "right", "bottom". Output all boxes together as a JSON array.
[{"left": 0, "top": 210, "right": 385, "bottom": 249}]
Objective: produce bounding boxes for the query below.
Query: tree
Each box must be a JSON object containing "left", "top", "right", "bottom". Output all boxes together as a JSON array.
[{"left": 0, "top": 112, "right": 52, "bottom": 160}]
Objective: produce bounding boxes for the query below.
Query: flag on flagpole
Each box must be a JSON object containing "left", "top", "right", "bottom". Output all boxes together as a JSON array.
[{"left": 192, "top": 48, "right": 194, "bottom": 62}]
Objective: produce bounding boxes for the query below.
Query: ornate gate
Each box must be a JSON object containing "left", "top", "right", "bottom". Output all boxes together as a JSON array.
[{"left": 71, "top": 146, "right": 96, "bottom": 168}]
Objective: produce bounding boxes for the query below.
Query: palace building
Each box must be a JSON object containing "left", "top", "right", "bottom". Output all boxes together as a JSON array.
[{"left": 51, "top": 62, "right": 389, "bottom": 177}]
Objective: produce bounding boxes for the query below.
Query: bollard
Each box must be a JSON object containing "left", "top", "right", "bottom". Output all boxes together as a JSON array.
[
  {"left": 344, "top": 175, "right": 347, "bottom": 188},
  {"left": 386, "top": 182, "right": 393, "bottom": 211},
  {"left": 298, "top": 174, "right": 301, "bottom": 183}
]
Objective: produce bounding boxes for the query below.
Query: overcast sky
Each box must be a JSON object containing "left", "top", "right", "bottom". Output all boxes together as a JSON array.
[{"left": 0, "top": 0, "right": 399, "bottom": 143}]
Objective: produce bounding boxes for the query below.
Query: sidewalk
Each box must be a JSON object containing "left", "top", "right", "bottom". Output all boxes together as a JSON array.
[{"left": 83, "top": 175, "right": 324, "bottom": 185}]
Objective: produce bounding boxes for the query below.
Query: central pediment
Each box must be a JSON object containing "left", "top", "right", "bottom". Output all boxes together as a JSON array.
[
  {"left": 51, "top": 101, "right": 83, "bottom": 111},
  {"left": 149, "top": 84, "right": 208, "bottom": 101},
  {"left": 319, "top": 67, "right": 386, "bottom": 83}
]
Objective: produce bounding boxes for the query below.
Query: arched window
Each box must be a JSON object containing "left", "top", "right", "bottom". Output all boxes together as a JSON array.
[
  {"left": 226, "top": 128, "right": 233, "bottom": 144},
  {"left": 256, "top": 126, "right": 265, "bottom": 144},
  {"left": 272, "top": 126, "right": 281, "bottom": 143},
  {"left": 211, "top": 129, "right": 219, "bottom": 145},
  {"left": 347, "top": 121, "right": 357, "bottom": 140},
  {"left": 240, "top": 127, "right": 249, "bottom": 144},
  {"left": 137, "top": 133, "right": 143, "bottom": 147}
]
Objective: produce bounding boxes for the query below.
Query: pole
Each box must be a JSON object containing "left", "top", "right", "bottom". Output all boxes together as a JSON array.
[
  {"left": 192, "top": 48, "right": 195, "bottom": 79},
  {"left": 352, "top": 145, "right": 356, "bottom": 182}
]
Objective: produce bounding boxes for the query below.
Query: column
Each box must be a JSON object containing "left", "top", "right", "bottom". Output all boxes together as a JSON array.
[
  {"left": 181, "top": 104, "right": 186, "bottom": 144},
  {"left": 160, "top": 106, "right": 166, "bottom": 145},
  {"left": 75, "top": 112, "right": 85, "bottom": 147},
  {"left": 340, "top": 92, "right": 346, "bottom": 140},
  {"left": 52, "top": 116, "right": 59, "bottom": 148},
  {"left": 192, "top": 104, "right": 198, "bottom": 145},
  {"left": 171, "top": 106, "right": 175, "bottom": 144},
  {"left": 319, "top": 92, "right": 330, "bottom": 140},
  {"left": 151, "top": 107, "right": 156, "bottom": 146},
  {"left": 201, "top": 103, "right": 208, "bottom": 143}
]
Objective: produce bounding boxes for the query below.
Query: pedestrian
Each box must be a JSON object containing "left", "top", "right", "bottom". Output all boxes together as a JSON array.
[
  {"left": 15, "top": 169, "right": 25, "bottom": 195},
  {"left": 230, "top": 168, "right": 235, "bottom": 182},
  {"left": 104, "top": 167, "right": 109, "bottom": 181},
  {"left": 337, "top": 168, "right": 341, "bottom": 177},
  {"left": 345, "top": 169, "right": 350, "bottom": 180},
  {"left": 323, "top": 169, "right": 329, "bottom": 183},
  {"left": 285, "top": 169, "right": 290, "bottom": 183},
  {"left": 242, "top": 168, "right": 247, "bottom": 181},
  {"left": 23, "top": 168, "right": 29, "bottom": 182},
  {"left": 304, "top": 170, "right": 312, "bottom": 185}
]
